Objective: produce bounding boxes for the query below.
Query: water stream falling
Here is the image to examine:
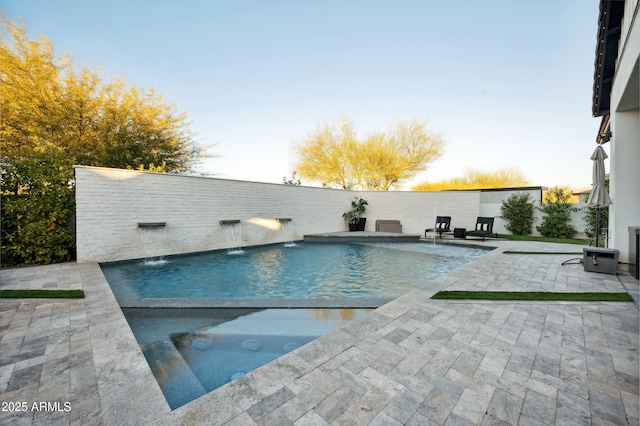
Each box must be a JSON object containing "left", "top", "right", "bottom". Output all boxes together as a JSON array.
[
  {"left": 221, "top": 221, "right": 244, "bottom": 254},
  {"left": 279, "top": 219, "right": 297, "bottom": 247},
  {"left": 139, "top": 226, "right": 168, "bottom": 265}
]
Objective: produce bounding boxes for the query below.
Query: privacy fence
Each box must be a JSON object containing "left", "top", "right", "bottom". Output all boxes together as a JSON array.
[{"left": 75, "top": 166, "right": 588, "bottom": 263}]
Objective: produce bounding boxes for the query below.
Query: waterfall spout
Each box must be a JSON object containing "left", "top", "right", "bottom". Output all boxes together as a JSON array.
[{"left": 220, "top": 220, "right": 243, "bottom": 253}]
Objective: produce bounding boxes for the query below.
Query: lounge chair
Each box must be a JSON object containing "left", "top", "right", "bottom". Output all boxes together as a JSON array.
[
  {"left": 466, "top": 217, "right": 496, "bottom": 241},
  {"left": 425, "top": 216, "right": 452, "bottom": 238}
]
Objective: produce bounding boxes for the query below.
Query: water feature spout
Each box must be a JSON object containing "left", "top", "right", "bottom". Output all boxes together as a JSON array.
[
  {"left": 220, "top": 220, "right": 243, "bottom": 253},
  {"left": 138, "top": 222, "right": 166, "bottom": 228},
  {"left": 278, "top": 218, "right": 297, "bottom": 247},
  {"left": 138, "top": 222, "right": 167, "bottom": 263}
]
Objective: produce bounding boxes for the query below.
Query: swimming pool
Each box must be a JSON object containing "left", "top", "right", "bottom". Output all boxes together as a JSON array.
[
  {"left": 123, "top": 308, "right": 372, "bottom": 409},
  {"left": 101, "top": 242, "right": 487, "bottom": 304},
  {"left": 106, "top": 241, "right": 489, "bottom": 409}
]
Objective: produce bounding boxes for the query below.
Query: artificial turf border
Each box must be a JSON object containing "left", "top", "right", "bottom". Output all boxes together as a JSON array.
[
  {"left": 431, "top": 291, "right": 633, "bottom": 302},
  {"left": 0, "top": 289, "right": 85, "bottom": 299}
]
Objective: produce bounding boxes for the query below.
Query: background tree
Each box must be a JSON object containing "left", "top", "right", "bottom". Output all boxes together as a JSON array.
[
  {"left": 293, "top": 115, "right": 444, "bottom": 190},
  {"left": 293, "top": 115, "right": 359, "bottom": 189},
  {"left": 1, "top": 15, "right": 204, "bottom": 171},
  {"left": 0, "top": 15, "right": 208, "bottom": 266},
  {"left": 412, "top": 167, "right": 529, "bottom": 190},
  {"left": 542, "top": 186, "right": 579, "bottom": 203},
  {"left": 282, "top": 172, "right": 302, "bottom": 185}
]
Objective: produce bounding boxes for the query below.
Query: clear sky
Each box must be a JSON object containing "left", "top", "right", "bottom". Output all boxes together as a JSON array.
[{"left": 3, "top": 0, "right": 603, "bottom": 189}]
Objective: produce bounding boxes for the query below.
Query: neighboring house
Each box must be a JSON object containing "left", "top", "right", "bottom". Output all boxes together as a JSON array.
[
  {"left": 572, "top": 174, "right": 609, "bottom": 202},
  {"left": 592, "top": 0, "right": 640, "bottom": 267}
]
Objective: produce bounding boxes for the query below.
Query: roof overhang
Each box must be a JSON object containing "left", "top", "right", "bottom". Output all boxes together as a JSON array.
[{"left": 592, "top": 0, "right": 625, "bottom": 117}]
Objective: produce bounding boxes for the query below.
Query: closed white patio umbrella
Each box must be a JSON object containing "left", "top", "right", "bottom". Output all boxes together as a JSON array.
[{"left": 586, "top": 145, "right": 612, "bottom": 247}]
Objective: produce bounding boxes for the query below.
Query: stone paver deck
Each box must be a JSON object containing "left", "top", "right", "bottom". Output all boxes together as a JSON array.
[{"left": 0, "top": 240, "right": 638, "bottom": 425}]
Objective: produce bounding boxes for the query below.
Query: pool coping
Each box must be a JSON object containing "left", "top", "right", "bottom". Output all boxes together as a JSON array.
[
  {"left": 304, "top": 231, "right": 421, "bottom": 243},
  {"left": 82, "top": 240, "right": 640, "bottom": 424},
  {"left": 1, "top": 239, "right": 638, "bottom": 425},
  {"left": 116, "top": 297, "right": 394, "bottom": 309}
]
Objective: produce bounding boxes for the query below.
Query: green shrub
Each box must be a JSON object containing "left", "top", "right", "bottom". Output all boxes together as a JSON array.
[
  {"left": 582, "top": 185, "right": 609, "bottom": 239},
  {"left": 500, "top": 193, "right": 535, "bottom": 235},
  {"left": 1, "top": 153, "right": 76, "bottom": 267},
  {"left": 536, "top": 187, "right": 578, "bottom": 238}
]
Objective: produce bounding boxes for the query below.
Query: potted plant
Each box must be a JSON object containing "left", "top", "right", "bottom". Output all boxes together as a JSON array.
[{"left": 343, "top": 197, "right": 368, "bottom": 231}]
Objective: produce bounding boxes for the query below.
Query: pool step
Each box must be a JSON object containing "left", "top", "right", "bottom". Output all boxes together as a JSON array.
[{"left": 142, "top": 340, "right": 207, "bottom": 409}]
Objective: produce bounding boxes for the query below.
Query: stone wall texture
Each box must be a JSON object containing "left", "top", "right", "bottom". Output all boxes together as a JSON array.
[{"left": 75, "top": 167, "right": 588, "bottom": 263}]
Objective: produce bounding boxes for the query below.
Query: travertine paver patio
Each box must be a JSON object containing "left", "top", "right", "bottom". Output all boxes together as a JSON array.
[{"left": 0, "top": 240, "right": 638, "bottom": 425}]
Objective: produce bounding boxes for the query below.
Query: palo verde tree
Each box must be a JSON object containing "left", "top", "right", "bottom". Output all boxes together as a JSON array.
[
  {"left": 412, "top": 167, "right": 529, "bottom": 190},
  {"left": 0, "top": 15, "right": 206, "bottom": 266},
  {"left": 293, "top": 115, "right": 445, "bottom": 190}
]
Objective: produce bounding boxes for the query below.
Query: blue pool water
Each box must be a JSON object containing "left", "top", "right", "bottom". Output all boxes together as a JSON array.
[
  {"left": 102, "top": 242, "right": 487, "bottom": 301},
  {"left": 109, "top": 242, "right": 488, "bottom": 409},
  {"left": 123, "top": 308, "right": 371, "bottom": 409}
]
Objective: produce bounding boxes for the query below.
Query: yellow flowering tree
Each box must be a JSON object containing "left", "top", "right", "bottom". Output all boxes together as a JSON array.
[
  {"left": 412, "top": 167, "right": 530, "bottom": 191},
  {"left": 293, "top": 115, "right": 445, "bottom": 190},
  {"left": 0, "top": 15, "right": 207, "bottom": 265}
]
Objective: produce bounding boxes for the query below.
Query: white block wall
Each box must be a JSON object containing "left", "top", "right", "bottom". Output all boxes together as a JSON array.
[
  {"left": 75, "top": 167, "right": 588, "bottom": 263},
  {"left": 360, "top": 190, "right": 480, "bottom": 234},
  {"left": 75, "top": 167, "right": 355, "bottom": 262}
]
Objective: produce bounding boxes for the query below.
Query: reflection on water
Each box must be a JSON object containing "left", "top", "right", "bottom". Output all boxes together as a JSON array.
[
  {"left": 311, "top": 308, "right": 367, "bottom": 321},
  {"left": 102, "top": 242, "right": 487, "bottom": 300}
]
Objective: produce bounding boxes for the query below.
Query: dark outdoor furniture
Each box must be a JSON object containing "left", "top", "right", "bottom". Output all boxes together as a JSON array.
[
  {"left": 453, "top": 228, "right": 467, "bottom": 239},
  {"left": 465, "top": 217, "right": 497, "bottom": 241},
  {"left": 425, "top": 216, "right": 452, "bottom": 238}
]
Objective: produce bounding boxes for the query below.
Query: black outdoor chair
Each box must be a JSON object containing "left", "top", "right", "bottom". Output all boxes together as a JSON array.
[
  {"left": 465, "top": 217, "right": 497, "bottom": 241},
  {"left": 425, "top": 216, "right": 452, "bottom": 238}
]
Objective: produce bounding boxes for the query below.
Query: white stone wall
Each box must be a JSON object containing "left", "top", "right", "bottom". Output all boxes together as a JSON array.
[
  {"left": 75, "top": 167, "right": 354, "bottom": 262},
  {"left": 75, "top": 166, "right": 590, "bottom": 263},
  {"left": 477, "top": 189, "right": 588, "bottom": 239},
  {"left": 360, "top": 190, "right": 480, "bottom": 235}
]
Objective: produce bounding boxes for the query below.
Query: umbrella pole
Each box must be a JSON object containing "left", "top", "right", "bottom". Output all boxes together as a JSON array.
[{"left": 595, "top": 207, "right": 600, "bottom": 247}]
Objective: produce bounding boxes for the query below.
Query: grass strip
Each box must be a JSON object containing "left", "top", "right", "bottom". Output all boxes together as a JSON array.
[
  {"left": 431, "top": 291, "right": 633, "bottom": 302},
  {"left": 497, "top": 234, "right": 588, "bottom": 245},
  {"left": 0, "top": 289, "right": 85, "bottom": 299},
  {"left": 503, "top": 251, "right": 583, "bottom": 255}
]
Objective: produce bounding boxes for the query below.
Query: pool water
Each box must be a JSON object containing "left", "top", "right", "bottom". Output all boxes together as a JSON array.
[
  {"left": 102, "top": 242, "right": 487, "bottom": 301},
  {"left": 124, "top": 308, "right": 371, "bottom": 409},
  {"left": 109, "top": 242, "right": 489, "bottom": 409}
]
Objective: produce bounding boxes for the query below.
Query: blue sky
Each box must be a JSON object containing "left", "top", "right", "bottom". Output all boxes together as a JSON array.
[{"left": 4, "top": 0, "right": 602, "bottom": 189}]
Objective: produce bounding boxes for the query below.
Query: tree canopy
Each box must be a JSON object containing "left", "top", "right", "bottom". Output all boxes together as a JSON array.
[
  {"left": 412, "top": 167, "right": 530, "bottom": 191},
  {"left": 0, "top": 15, "right": 208, "bottom": 266},
  {"left": 293, "top": 115, "right": 445, "bottom": 190},
  {"left": 0, "top": 15, "right": 204, "bottom": 171}
]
